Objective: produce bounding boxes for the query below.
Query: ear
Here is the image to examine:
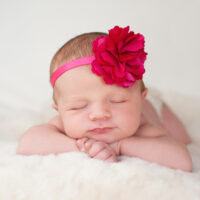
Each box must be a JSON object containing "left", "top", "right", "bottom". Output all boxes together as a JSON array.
[
  {"left": 142, "top": 88, "right": 148, "bottom": 100},
  {"left": 52, "top": 103, "right": 58, "bottom": 111}
]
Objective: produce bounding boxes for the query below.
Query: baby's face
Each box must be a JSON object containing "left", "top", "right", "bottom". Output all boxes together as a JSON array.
[{"left": 54, "top": 66, "right": 147, "bottom": 143}]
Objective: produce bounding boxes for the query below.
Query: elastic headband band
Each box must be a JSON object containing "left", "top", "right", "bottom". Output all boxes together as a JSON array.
[{"left": 50, "top": 56, "right": 95, "bottom": 87}]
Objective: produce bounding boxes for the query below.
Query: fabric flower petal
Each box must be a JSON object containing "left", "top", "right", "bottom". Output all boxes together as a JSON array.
[{"left": 91, "top": 25, "right": 147, "bottom": 88}]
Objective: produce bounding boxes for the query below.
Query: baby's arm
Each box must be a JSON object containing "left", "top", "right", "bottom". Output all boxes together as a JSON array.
[
  {"left": 17, "top": 124, "right": 78, "bottom": 155},
  {"left": 118, "top": 124, "right": 192, "bottom": 172}
]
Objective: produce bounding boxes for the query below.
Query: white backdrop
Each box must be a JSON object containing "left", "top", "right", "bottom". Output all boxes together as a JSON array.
[
  {"left": 1, "top": 2, "right": 200, "bottom": 197},
  {"left": 0, "top": 0, "right": 200, "bottom": 111}
]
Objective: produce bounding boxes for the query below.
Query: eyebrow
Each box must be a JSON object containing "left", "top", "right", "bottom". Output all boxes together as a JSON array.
[
  {"left": 62, "top": 96, "right": 88, "bottom": 103},
  {"left": 61, "top": 90, "right": 129, "bottom": 103}
]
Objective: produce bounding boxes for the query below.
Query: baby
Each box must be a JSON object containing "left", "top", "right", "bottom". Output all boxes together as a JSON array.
[{"left": 17, "top": 26, "right": 192, "bottom": 172}]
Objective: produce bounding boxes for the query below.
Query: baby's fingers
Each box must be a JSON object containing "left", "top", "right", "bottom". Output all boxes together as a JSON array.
[
  {"left": 84, "top": 139, "right": 96, "bottom": 152},
  {"left": 93, "top": 148, "right": 111, "bottom": 160},
  {"left": 88, "top": 142, "right": 105, "bottom": 157},
  {"left": 106, "top": 155, "right": 118, "bottom": 163},
  {"left": 93, "top": 147, "right": 117, "bottom": 162},
  {"left": 76, "top": 137, "right": 88, "bottom": 152}
]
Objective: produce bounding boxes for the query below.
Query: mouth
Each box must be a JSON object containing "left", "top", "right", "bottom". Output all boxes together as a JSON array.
[{"left": 89, "top": 127, "right": 114, "bottom": 134}]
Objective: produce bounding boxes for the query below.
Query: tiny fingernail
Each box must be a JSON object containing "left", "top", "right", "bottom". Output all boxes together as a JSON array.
[
  {"left": 76, "top": 140, "right": 81, "bottom": 144},
  {"left": 80, "top": 147, "right": 85, "bottom": 152}
]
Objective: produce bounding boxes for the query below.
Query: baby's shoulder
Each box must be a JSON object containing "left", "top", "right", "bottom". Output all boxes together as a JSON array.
[
  {"left": 48, "top": 115, "right": 65, "bottom": 133},
  {"left": 135, "top": 122, "right": 167, "bottom": 138},
  {"left": 142, "top": 98, "right": 163, "bottom": 127}
]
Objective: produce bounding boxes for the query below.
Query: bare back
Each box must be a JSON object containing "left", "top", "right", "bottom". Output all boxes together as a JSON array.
[{"left": 140, "top": 99, "right": 191, "bottom": 145}]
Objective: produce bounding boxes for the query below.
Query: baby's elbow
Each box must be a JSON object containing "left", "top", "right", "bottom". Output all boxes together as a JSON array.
[
  {"left": 182, "top": 155, "right": 193, "bottom": 172},
  {"left": 17, "top": 131, "right": 32, "bottom": 155},
  {"left": 16, "top": 125, "right": 42, "bottom": 155},
  {"left": 17, "top": 144, "right": 26, "bottom": 155},
  {"left": 17, "top": 136, "right": 27, "bottom": 155},
  {"left": 169, "top": 140, "right": 193, "bottom": 172},
  {"left": 178, "top": 148, "right": 193, "bottom": 172}
]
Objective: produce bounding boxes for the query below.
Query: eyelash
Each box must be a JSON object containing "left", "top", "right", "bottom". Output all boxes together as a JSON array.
[
  {"left": 110, "top": 100, "right": 127, "bottom": 103},
  {"left": 69, "top": 105, "right": 87, "bottom": 111},
  {"left": 68, "top": 99, "right": 127, "bottom": 110}
]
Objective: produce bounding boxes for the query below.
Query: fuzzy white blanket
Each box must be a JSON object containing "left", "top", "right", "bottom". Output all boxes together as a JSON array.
[{"left": 0, "top": 89, "right": 200, "bottom": 200}]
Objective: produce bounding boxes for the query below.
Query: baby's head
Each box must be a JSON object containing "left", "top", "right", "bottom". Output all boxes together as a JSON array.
[
  {"left": 50, "top": 26, "right": 148, "bottom": 143},
  {"left": 50, "top": 31, "right": 107, "bottom": 103}
]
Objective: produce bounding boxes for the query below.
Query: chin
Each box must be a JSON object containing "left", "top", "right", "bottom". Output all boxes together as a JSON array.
[{"left": 88, "top": 134, "right": 120, "bottom": 144}]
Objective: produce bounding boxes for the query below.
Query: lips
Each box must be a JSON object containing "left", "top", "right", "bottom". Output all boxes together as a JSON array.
[{"left": 89, "top": 127, "right": 114, "bottom": 134}]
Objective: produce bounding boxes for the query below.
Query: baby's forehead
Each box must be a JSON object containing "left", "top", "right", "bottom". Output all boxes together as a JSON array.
[{"left": 54, "top": 66, "right": 142, "bottom": 102}]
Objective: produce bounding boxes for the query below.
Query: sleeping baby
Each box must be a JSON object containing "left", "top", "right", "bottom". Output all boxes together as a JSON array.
[{"left": 17, "top": 25, "right": 192, "bottom": 172}]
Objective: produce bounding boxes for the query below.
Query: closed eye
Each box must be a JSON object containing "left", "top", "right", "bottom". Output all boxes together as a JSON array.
[
  {"left": 68, "top": 105, "right": 87, "bottom": 111},
  {"left": 110, "top": 100, "right": 127, "bottom": 103}
]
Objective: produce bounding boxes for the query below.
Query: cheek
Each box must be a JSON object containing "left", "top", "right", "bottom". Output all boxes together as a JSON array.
[
  {"left": 113, "top": 105, "right": 141, "bottom": 133},
  {"left": 61, "top": 112, "right": 87, "bottom": 138}
]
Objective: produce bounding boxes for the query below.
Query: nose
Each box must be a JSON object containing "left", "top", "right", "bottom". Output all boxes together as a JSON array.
[{"left": 89, "top": 104, "right": 111, "bottom": 121}]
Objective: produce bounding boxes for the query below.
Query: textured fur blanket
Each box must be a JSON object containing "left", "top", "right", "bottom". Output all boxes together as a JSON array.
[{"left": 0, "top": 88, "right": 200, "bottom": 200}]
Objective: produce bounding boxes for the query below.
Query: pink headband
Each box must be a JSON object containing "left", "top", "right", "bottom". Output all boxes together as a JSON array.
[
  {"left": 51, "top": 56, "right": 95, "bottom": 87},
  {"left": 50, "top": 25, "right": 147, "bottom": 88}
]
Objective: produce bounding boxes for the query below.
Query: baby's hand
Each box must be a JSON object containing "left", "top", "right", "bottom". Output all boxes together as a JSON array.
[{"left": 76, "top": 138, "right": 118, "bottom": 163}]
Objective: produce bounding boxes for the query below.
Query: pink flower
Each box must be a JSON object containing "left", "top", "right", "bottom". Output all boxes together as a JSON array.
[{"left": 91, "top": 26, "right": 148, "bottom": 87}]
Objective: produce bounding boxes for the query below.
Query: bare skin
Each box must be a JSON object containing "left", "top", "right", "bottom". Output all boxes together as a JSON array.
[
  {"left": 17, "top": 67, "right": 192, "bottom": 171},
  {"left": 48, "top": 99, "right": 191, "bottom": 145},
  {"left": 47, "top": 98, "right": 192, "bottom": 165},
  {"left": 17, "top": 96, "right": 192, "bottom": 171}
]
